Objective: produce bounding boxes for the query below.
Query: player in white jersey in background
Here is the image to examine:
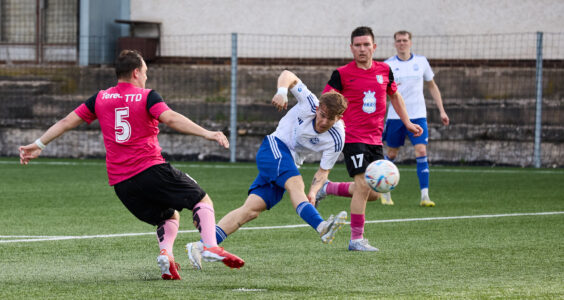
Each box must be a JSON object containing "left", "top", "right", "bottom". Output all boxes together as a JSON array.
[
  {"left": 381, "top": 30, "right": 450, "bottom": 207},
  {"left": 186, "top": 70, "right": 348, "bottom": 269}
]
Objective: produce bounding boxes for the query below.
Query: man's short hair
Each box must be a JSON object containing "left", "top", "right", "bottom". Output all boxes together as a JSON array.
[
  {"left": 115, "top": 50, "right": 144, "bottom": 79},
  {"left": 394, "top": 30, "right": 412, "bottom": 40},
  {"left": 351, "top": 26, "right": 375, "bottom": 44},
  {"left": 319, "top": 91, "right": 348, "bottom": 119}
]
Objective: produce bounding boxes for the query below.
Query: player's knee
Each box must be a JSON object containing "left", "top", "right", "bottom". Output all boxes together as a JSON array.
[
  {"left": 414, "top": 145, "right": 427, "bottom": 157},
  {"left": 171, "top": 210, "right": 180, "bottom": 221},
  {"left": 387, "top": 148, "right": 399, "bottom": 159},
  {"left": 198, "top": 194, "right": 214, "bottom": 206},
  {"left": 367, "top": 191, "right": 380, "bottom": 201}
]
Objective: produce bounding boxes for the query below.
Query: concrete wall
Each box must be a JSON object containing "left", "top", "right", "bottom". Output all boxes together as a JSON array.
[{"left": 1, "top": 64, "right": 562, "bottom": 167}]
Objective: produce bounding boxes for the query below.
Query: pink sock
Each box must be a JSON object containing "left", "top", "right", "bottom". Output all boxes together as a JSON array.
[
  {"left": 327, "top": 182, "right": 352, "bottom": 197},
  {"left": 193, "top": 202, "right": 218, "bottom": 247},
  {"left": 350, "top": 213, "right": 365, "bottom": 240},
  {"left": 156, "top": 218, "right": 179, "bottom": 257}
]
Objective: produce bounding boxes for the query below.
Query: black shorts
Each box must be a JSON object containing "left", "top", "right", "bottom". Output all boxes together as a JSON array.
[
  {"left": 113, "top": 163, "right": 206, "bottom": 226},
  {"left": 342, "top": 143, "right": 384, "bottom": 178}
]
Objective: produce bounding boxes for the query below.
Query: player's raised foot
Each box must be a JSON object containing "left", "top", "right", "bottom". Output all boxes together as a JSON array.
[
  {"left": 185, "top": 241, "right": 203, "bottom": 270},
  {"left": 348, "top": 238, "right": 379, "bottom": 252},
  {"left": 157, "top": 249, "right": 181, "bottom": 280},
  {"left": 202, "top": 246, "right": 245, "bottom": 269},
  {"left": 380, "top": 192, "right": 394, "bottom": 206},
  {"left": 420, "top": 196, "right": 435, "bottom": 207},
  {"left": 318, "top": 211, "right": 347, "bottom": 244},
  {"left": 315, "top": 180, "right": 330, "bottom": 208}
]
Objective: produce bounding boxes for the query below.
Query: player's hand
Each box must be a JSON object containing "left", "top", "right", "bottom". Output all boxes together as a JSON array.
[
  {"left": 19, "top": 144, "right": 42, "bottom": 165},
  {"left": 407, "top": 123, "right": 424, "bottom": 137},
  {"left": 441, "top": 112, "right": 450, "bottom": 126},
  {"left": 205, "top": 131, "right": 230, "bottom": 149},
  {"left": 271, "top": 93, "right": 288, "bottom": 112}
]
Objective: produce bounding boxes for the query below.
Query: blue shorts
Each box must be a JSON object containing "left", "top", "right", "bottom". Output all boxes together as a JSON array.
[
  {"left": 248, "top": 136, "right": 301, "bottom": 210},
  {"left": 383, "top": 118, "right": 428, "bottom": 148}
]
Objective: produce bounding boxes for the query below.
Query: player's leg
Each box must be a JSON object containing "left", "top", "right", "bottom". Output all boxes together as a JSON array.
[
  {"left": 285, "top": 175, "right": 347, "bottom": 244},
  {"left": 216, "top": 193, "right": 267, "bottom": 242},
  {"left": 113, "top": 165, "right": 183, "bottom": 279},
  {"left": 315, "top": 180, "right": 353, "bottom": 207},
  {"left": 192, "top": 195, "right": 219, "bottom": 248},
  {"left": 156, "top": 211, "right": 181, "bottom": 280},
  {"left": 334, "top": 182, "right": 379, "bottom": 201},
  {"left": 349, "top": 173, "right": 369, "bottom": 236},
  {"left": 347, "top": 172, "right": 377, "bottom": 251},
  {"left": 408, "top": 118, "right": 434, "bottom": 207},
  {"left": 156, "top": 210, "right": 180, "bottom": 261},
  {"left": 187, "top": 194, "right": 245, "bottom": 270},
  {"left": 139, "top": 163, "right": 244, "bottom": 270},
  {"left": 315, "top": 181, "right": 382, "bottom": 208},
  {"left": 339, "top": 143, "right": 380, "bottom": 251},
  {"left": 414, "top": 143, "right": 434, "bottom": 207},
  {"left": 380, "top": 119, "right": 407, "bottom": 205}
]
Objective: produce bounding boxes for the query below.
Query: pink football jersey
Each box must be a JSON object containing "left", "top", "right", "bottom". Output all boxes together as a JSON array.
[
  {"left": 324, "top": 61, "right": 397, "bottom": 145},
  {"left": 75, "top": 82, "right": 170, "bottom": 185}
]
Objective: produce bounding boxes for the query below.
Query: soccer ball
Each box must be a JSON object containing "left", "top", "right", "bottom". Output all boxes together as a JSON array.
[{"left": 365, "top": 160, "right": 400, "bottom": 193}]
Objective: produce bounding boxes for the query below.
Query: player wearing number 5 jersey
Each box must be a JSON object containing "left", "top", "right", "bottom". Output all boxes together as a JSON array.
[
  {"left": 18, "top": 50, "right": 244, "bottom": 280},
  {"left": 319, "top": 26, "right": 423, "bottom": 252}
]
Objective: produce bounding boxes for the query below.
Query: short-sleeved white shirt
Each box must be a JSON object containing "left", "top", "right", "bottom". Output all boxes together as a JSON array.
[
  {"left": 272, "top": 80, "right": 345, "bottom": 170},
  {"left": 385, "top": 54, "right": 434, "bottom": 119}
]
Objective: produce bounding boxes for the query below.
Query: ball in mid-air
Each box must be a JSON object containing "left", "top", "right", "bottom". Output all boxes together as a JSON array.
[{"left": 365, "top": 160, "right": 400, "bottom": 193}]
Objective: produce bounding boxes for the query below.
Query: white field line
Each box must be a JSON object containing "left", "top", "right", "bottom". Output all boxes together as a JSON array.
[
  {"left": 2, "top": 160, "right": 564, "bottom": 174},
  {"left": 1, "top": 211, "right": 562, "bottom": 244}
]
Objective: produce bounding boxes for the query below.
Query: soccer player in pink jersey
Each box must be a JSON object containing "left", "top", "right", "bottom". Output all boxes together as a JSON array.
[
  {"left": 18, "top": 50, "right": 244, "bottom": 280},
  {"left": 318, "top": 27, "right": 423, "bottom": 251}
]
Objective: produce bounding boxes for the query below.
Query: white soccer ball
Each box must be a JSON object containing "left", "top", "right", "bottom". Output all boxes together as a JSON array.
[{"left": 365, "top": 160, "right": 400, "bottom": 193}]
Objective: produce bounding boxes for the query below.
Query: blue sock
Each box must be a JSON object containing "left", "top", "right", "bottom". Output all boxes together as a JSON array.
[
  {"left": 201, "top": 225, "right": 227, "bottom": 245},
  {"left": 416, "top": 156, "right": 429, "bottom": 190},
  {"left": 296, "top": 201, "right": 324, "bottom": 230},
  {"left": 384, "top": 155, "right": 395, "bottom": 162},
  {"left": 215, "top": 225, "right": 227, "bottom": 244}
]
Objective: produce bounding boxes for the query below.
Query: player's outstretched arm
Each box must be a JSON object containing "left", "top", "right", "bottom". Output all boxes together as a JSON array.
[
  {"left": 19, "top": 111, "right": 85, "bottom": 165},
  {"left": 307, "top": 167, "right": 331, "bottom": 204},
  {"left": 425, "top": 79, "right": 450, "bottom": 126},
  {"left": 271, "top": 70, "right": 300, "bottom": 112},
  {"left": 389, "top": 91, "right": 423, "bottom": 137},
  {"left": 159, "top": 110, "right": 229, "bottom": 149}
]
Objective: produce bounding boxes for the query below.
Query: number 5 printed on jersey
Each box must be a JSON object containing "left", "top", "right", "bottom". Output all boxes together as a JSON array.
[{"left": 115, "top": 107, "right": 131, "bottom": 142}]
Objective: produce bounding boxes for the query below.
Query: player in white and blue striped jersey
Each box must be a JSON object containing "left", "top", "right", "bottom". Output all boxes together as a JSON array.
[
  {"left": 186, "top": 70, "right": 348, "bottom": 269},
  {"left": 382, "top": 30, "right": 450, "bottom": 207}
]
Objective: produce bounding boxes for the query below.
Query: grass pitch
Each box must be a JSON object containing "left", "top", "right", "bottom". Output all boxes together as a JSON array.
[{"left": 1, "top": 158, "right": 563, "bottom": 299}]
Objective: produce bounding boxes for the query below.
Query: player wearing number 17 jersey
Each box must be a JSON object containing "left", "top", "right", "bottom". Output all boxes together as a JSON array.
[
  {"left": 18, "top": 50, "right": 244, "bottom": 280},
  {"left": 318, "top": 26, "right": 423, "bottom": 252}
]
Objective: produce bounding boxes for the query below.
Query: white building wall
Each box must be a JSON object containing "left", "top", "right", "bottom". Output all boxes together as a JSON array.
[
  {"left": 130, "top": 0, "right": 563, "bottom": 37},
  {"left": 129, "top": 0, "right": 564, "bottom": 59}
]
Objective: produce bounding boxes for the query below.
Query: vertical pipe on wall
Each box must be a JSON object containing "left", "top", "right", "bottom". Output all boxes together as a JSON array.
[
  {"left": 78, "top": 0, "right": 89, "bottom": 66},
  {"left": 533, "top": 31, "right": 543, "bottom": 168},
  {"left": 230, "top": 32, "right": 238, "bottom": 163}
]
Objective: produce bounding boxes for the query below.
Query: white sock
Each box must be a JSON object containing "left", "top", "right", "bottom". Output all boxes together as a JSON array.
[
  {"left": 421, "top": 188, "right": 429, "bottom": 199},
  {"left": 316, "top": 221, "right": 326, "bottom": 233}
]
